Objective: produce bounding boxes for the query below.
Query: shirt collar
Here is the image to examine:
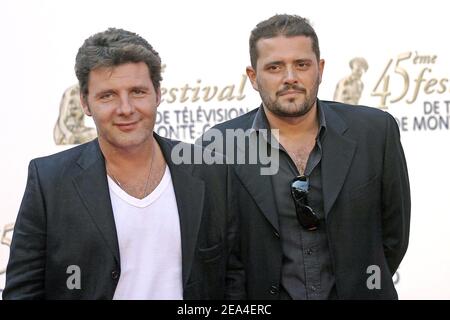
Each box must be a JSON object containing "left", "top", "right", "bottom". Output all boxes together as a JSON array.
[{"left": 251, "top": 100, "right": 327, "bottom": 140}]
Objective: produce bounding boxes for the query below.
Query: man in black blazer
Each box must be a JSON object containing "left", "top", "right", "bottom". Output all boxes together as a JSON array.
[
  {"left": 201, "top": 14, "right": 410, "bottom": 299},
  {"left": 3, "top": 28, "right": 244, "bottom": 299}
]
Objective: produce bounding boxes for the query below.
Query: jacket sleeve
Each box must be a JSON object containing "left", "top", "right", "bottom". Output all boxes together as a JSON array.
[
  {"left": 381, "top": 112, "right": 411, "bottom": 275},
  {"left": 3, "top": 160, "right": 47, "bottom": 299}
]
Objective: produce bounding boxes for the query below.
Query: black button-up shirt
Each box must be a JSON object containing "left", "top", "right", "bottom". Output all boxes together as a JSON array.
[{"left": 251, "top": 103, "right": 336, "bottom": 300}]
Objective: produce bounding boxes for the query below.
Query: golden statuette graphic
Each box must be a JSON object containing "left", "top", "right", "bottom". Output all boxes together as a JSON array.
[
  {"left": 0, "top": 223, "right": 14, "bottom": 275},
  {"left": 334, "top": 57, "right": 369, "bottom": 105},
  {"left": 53, "top": 84, "right": 97, "bottom": 145}
]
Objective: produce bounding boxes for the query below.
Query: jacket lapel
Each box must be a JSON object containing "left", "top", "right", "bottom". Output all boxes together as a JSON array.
[
  {"left": 232, "top": 131, "right": 280, "bottom": 232},
  {"left": 320, "top": 102, "right": 357, "bottom": 218},
  {"left": 72, "top": 139, "right": 121, "bottom": 264},
  {"left": 156, "top": 135, "right": 205, "bottom": 287},
  {"left": 233, "top": 163, "right": 279, "bottom": 232}
]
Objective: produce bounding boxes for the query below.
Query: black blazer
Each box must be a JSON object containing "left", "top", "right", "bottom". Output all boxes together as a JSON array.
[
  {"left": 202, "top": 100, "right": 410, "bottom": 299},
  {"left": 3, "top": 135, "right": 244, "bottom": 300}
]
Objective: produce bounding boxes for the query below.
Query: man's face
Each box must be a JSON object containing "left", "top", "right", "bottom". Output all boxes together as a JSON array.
[
  {"left": 352, "top": 65, "right": 364, "bottom": 79},
  {"left": 81, "top": 62, "right": 160, "bottom": 151},
  {"left": 247, "top": 35, "right": 324, "bottom": 118}
]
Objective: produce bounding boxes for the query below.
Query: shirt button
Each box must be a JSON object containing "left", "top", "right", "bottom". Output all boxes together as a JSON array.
[
  {"left": 269, "top": 285, "right": 279, "bottom": 295},
  {"left": 310, "top": 285, "right": 317, "bottom": 292},
  {"left": 111, "top": 270, "right": 120, "bottom": 280},
  {"left": 274, "top": 231, "right": 280, "bottom": 238},
  {"left": 305, "top": 248, "right": 313, "bottom": 255}
]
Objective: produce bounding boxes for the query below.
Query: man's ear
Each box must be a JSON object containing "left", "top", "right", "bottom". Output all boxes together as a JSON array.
[
  {"left": 155, "top": 87, "right": 162, "bottom": 108},
  {"left": 318, "top": 59, "right": 325, "bottom": 84},
  {"left": 80, "top": 93, "right": 91, "bottom": 116},
  {"left": 246, "top": 66, "right": 259, "bottom": 91}
]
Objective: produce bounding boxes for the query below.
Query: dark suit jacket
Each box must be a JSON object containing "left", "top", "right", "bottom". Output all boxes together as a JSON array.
[
  {"left": 3, "top": 135, "right": 244, "bottom": 300},
  {"left": 201, "top": 100, "right": 410, "bottom": 299}
]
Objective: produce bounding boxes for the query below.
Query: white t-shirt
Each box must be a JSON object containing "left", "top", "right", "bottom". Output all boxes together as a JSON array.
[{"left": 108, "top": 166, "right": 183, "bottom": 300}]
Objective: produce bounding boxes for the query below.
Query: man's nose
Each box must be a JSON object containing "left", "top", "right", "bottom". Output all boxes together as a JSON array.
[
  {"left": 283, "top": 66, "right": 298, "bottom": 84},
  {"left": 117, "top": 95, "right": 135, "bottom": 115}
]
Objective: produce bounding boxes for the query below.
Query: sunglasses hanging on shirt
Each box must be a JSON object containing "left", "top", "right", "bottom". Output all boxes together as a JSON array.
[{"left": 290, "top": 175, "right": 320, "bottom": 231}]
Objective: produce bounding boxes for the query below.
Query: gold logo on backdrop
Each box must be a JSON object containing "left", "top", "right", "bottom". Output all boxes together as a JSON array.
[
  {"left": 0, "top": 223, "right": 14, "bottom": 276},
  {"left": 160, "top": 64, "right": 247, "bottom": 104},
  {"left": 53, "top": 84, "right": 97, "bottom": 145},
  {"left": 371, "top": 52, "right": 449, "bottom": 109},
  {"left": 334, "top": 57, "right": 369, "bottom": 105},
  {"left": 160, "top": 75, "right": 247, "bottom": 104}
]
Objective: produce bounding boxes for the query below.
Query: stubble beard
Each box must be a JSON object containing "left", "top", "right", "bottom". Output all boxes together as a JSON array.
[{"left": 260, "top": 79, "right": 320, "bottom": 118}]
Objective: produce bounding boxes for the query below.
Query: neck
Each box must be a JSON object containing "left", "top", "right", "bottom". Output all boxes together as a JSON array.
[
  {"left": 99, "top": 137, "right": 156, "bottom": 171},
  {"left": 264, "top": 103, "right": 319, "bottom": 140}
]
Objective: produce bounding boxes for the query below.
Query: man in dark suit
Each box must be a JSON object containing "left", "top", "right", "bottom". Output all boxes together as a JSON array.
[
  {"left": 201, "top": 14, "right": 410, "bottom": 299},
  {"left": 3, "top": 28, "right": 244, "bottom": 300}
]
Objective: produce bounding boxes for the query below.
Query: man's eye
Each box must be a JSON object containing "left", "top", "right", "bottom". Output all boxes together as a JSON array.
[
  {"left": 100, "top": 93, "right": 113, "bottom": 100},
  {"left": 132, "top": 89, "right": 146, "bottom": 95},
  {"left": 268, "top": 65, "right": 280, "bottom": 71}
]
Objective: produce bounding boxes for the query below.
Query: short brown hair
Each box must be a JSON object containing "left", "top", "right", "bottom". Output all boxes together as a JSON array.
[
  {"left": 75, "top": 28, "right": 162, "bottom": 98},
  {"left": 249, "top": 14, "right": 320, "bottom": 68}
]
